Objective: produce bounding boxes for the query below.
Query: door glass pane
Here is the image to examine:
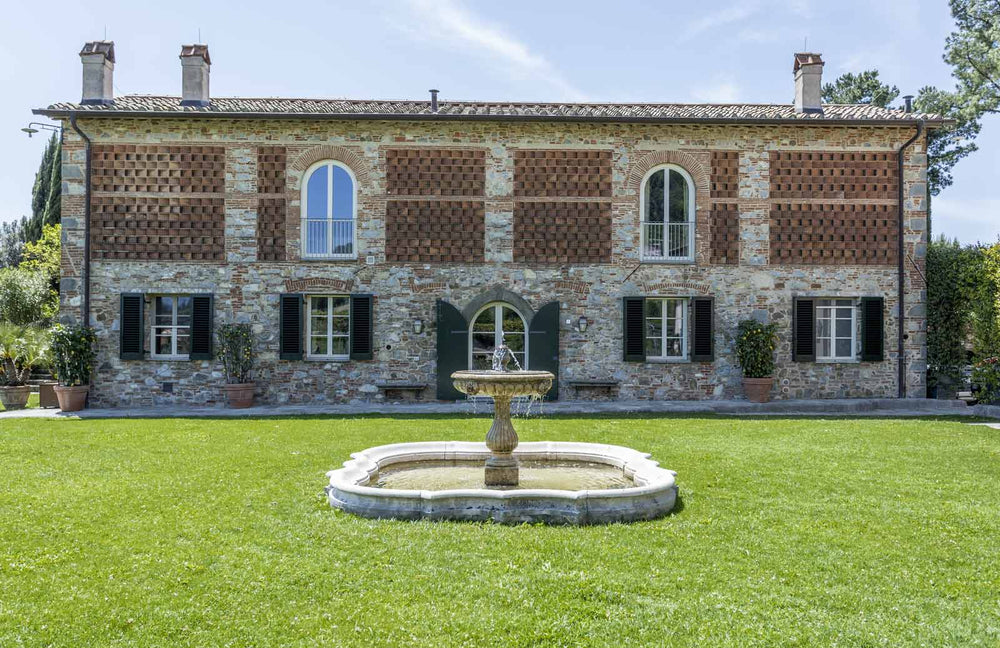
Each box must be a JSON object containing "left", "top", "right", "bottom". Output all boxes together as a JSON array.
[
  {"left": 472, "top": 308, "right": 495, "bottom": 332},
  {"left": 472, "top": 354, "right": 491, "bottom": 370},
  {"left": 644, "top": 170, "right": 664, "bottom": 223},
  {"left": 305, "top": 220, "right": 328, "bottom": 255},
  {"left": 501, "top": 307, "right": 524, "bottom": 332},
  {"left": 505, "top": 333, "right": 524, "bottom": 353},
  {"left": 306, "top": 165, "right": 328, "bottom": 220},
  {"left": 331, "top": 166, "right": 353, "bottom": 220},
  {"left": 668, "top": 170, "right": 689, "bottom": 223},
  {"left": 512, "top": 352, "right": 525, "bottom": 368},
  {"left": 835, "top": 338, "right": 852, "bottom": 358},
  {"left": 472, "top": 333, "right": 494, "bottom": 353}
]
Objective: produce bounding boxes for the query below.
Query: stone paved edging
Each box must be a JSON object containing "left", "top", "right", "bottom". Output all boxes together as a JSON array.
[{"left": 0, "top": 398, "right": 983, "bottom": 420}]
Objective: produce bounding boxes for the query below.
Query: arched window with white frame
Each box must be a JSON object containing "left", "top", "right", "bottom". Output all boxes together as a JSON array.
[
  {"left": 301, "top": 160, "right": 357, "bottom": 259},
  {"left": 640, "top": 164, "right": 695, "bottom": 262}
]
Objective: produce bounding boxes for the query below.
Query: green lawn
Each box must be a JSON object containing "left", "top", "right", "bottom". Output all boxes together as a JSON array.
[{"left": 1, "top": 415, "right": 998, "bottom": 647}]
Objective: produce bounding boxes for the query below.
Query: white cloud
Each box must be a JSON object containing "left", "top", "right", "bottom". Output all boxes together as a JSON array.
[
  {"left": 396, "top": 0, "right": 586, "bottom": 101},
  {"left": 681, "top": 1, "right": 812, "bottom": 42},
  {"left": 690, "top": 80, "right": 742, "bottom": 103},
  {"left": 680, "top": 3, "right": 759, "bottom": 42},
  {"left": 932, "top": 197, "right": 1000, "bottom": 245}
]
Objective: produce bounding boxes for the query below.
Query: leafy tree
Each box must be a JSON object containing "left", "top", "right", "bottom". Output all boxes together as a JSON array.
[
  {"left": 21, "top": 224, "right": 60, "bottom": 317},
  {"left": 0, "top": 218, "right": 27, "bottom": 269},
  {"left": 0, "top": 267, "right": 52, "bottom": 326},
  {"left": 821, "top": 70, "right": 899, "bottom": 107},
  {"left": 944, "top": 0, "right": 1000, "bottom": 117}
]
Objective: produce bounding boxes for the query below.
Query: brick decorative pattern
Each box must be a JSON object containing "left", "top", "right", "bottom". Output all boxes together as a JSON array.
[
  {"left": 385, "top": 200, "right": 485, "bottom": 263},
  {"left": 514, "top": 150, "right": 612, "bottom": 197},
  {"left": 710, "top": 151, "right": 739, "bottom": 199},
  {"left": 91, "top": 196, "right": 225, "bottom": 261},
  {"left": 769, "top": 151, "right": 898, "bottom": 199},
  {"left": 91, "top": 145, "right": 225, "bottom": 193},
  {"left": 513, "top": 201, "right": 612, "bottom": 264},
  {"left": 770, "top": 203, "right": 898, "bottom": 265},
  {"left": 257, "top": 146, "right": 286, "bottom": 195},
  {"left": 386, "top": 149, "right": 485, "bottom": 196},
  {"left": 709, "top": 203, "right": 739, "bottom": 265},
  {"left": 257, "top": 198, "right": 287, "bottom": 261}
]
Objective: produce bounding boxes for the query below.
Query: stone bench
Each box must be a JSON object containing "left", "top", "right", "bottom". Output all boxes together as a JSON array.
[
  {"left": 377, "top": 383, "right": 428, "bottom": 401},
  {"left": 568, "top": 380, "right": 620, "bottom": 399}
]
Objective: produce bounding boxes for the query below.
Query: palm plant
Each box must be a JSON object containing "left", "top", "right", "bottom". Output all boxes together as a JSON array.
[{"left": 0, "top": 324, "right": 49, "bottom": 387}]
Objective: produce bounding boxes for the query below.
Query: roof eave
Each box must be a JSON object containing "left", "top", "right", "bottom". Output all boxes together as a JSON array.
[{"left": 33, "top": 107, "right": 950, "bottom": 128}]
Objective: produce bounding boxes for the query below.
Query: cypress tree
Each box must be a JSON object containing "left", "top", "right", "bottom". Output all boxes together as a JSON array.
[
  {"left": 27, "top": 134, "right": 57, "bottom": 242},
  {"left": 43, "top": 136, "right": 61, "bottom": 227}
]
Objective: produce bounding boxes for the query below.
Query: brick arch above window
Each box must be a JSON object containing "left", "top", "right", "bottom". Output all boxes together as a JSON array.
[
  {"left": 628, "top": 150, "right": 711, "bottom": 197},
  {"left": 287, "top": 145, "right": 371, "bottom": 187}
]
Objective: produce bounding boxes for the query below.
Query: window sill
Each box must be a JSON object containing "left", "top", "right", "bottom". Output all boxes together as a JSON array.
[
  {"left": 640, "top": 257, "right": 695, "bottom": 265},
  {"left": 816, "top": 358, "right": 861, "bottom": 364},
  {"left": 305, "top": 356, "right": 350, "bottom": 363},
  {"left": 300, "top": 255, "right": 358, "bottom": 262},
  {"left": 646, "top": 357, "right": 690, "bottom": 364},
  {"left": 151, "top": 355, "right": 190, "bottom": 362}
]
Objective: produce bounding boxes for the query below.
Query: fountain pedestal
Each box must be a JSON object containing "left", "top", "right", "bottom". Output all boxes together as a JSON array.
[{"left": 451, "top": 370, "right": 555, "bottom": 488}]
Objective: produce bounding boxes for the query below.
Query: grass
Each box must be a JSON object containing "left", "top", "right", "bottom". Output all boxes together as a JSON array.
[
  {"left": 1, "top": 414, "right": 998, "bottom": 647},
  {"left": 0, "top": 392, "right": 39, "bottom": 411}
]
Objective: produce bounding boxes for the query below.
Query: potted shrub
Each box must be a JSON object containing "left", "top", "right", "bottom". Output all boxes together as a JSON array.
[
  {"left": 734, "top": 319, "right": 779, "bottom": 403},
  {"left": 49, "top": 324, "right": 97, "bottom": 412},
  {"left": 218, "top": 323, "right": 256, "bottom": 408},
  {"left": 0, "top": 325, "right": 48, "bottom": 410}
]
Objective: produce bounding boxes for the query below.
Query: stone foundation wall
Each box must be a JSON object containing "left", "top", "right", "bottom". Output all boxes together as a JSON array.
[{"left": 60, "top": 117, "right": 928, "bottom": 406}]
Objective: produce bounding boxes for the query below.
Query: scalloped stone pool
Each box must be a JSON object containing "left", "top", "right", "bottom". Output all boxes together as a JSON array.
[{"left": 325, "top": 441, "right": 678, "bottom": 525}]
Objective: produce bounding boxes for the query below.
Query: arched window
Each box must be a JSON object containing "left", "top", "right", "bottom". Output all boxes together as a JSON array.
[
  {"left": 469, "top": 302, "right": 527, "bottom": 370},
  {"left": 640, "top": 164, "right": 695, "bottom": 261},
  {"left": 301, "top": 160, "right": 356, "bottom": 259}
]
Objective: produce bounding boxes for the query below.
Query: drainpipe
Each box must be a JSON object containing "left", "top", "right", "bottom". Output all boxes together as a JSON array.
[
  {"left": 68, "top": 113, "right": 92, "bottom": 326},
  {"left": 896, "top": 121, "right": 924, "bottom": 398}
]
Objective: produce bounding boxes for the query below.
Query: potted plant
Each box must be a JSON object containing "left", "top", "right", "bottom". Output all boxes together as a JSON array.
[
  {"left": 734, "top": 319, "right": 779, "bottom": 403},
  {"left": 49, "top": 324, "right": 97, "bottom": 412},
  {"left": 0, "top": 325, "right": 48, "bottom": 410},
  {"left": 218, "top": 323, "right": 256, "bottom": 408}
]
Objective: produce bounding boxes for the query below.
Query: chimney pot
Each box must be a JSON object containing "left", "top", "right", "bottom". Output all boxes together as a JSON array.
[
  {"left": 79, "top": 41, "right": 115, "bottom": 105},
  {"left": 793, "top": 52, "right": 824, "bottom": 114},
  {"left": 429, "top": 89, "right": 439, "bottom": 113},
  {"left": 179, "top": 44, "right": 211, "bottom": 107},
  {"left": 903, "top": 95, "right": 914, "bottom": 113}
]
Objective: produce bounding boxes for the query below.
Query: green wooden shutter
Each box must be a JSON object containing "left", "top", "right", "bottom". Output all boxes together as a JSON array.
[
  {"left": 622, "top": 297, "right": 646, "bottom": 362},
  {"left": 528, "top": 301, "right": 560, "bottom": 401},
  {"left": 861, "top": 297, "right": 885, "bottom": 361},
  {"left": 436, "top": 300, "right": 468, "bottom": 400},
  {"left": 189, "top": 294, "right": 214, "bottom": 360},
  {"left": 691, "top": 297, "right": 714, "bottom": 362},
  {"left": 279, "top": 294, "right": 303, "bottom": 360},
  {"left": 793, "top": 297, "right": 816, "bottom": 362},
  {"left": 119, "top": 293, "right": 145, "bottom": 360},
  {"left": 350, "top": 294, "right": 374, "bottom": 360}
]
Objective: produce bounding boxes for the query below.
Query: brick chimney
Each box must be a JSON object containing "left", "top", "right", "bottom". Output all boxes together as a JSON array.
[
  {"left": 793, "top": 52, "right": 824, "bottom": 114},
  {"left": 79, "top": 41, "right": 115, "bottom": 105},
  {"left": 179, "top": 44, "right": 211, "bottom": 106}
]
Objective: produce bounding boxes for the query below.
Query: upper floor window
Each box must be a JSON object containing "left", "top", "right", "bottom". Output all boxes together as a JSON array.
[
  {"left": 641, "top": 165, "right": 695, "bottom": 262},
  {"left": 152, "top": 295, "right": 192, "bottom": 360},
  {"left": 302, "top": 160, "right": 356, "bottom": 259}
]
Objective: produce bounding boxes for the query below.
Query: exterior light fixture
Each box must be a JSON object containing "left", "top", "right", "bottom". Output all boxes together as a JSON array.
[
  {"left": 578, "top": 316, "right": 588, "bottom": 333},
  {"left": 413, "top": 318, "right": 424, "bottom": 334},
  {"left": 21, "top": 122, "right": 61, "bottom": 138}
]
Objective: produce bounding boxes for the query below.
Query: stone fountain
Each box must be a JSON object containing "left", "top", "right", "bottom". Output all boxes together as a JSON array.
[{"left": 325, "top": 341, "right": 678, "bottom": 524}]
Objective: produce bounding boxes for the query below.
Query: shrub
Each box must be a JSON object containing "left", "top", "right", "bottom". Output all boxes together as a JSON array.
[
  {"left": 734, "top": 319, "right": 779, "bottom": 379},
  {"left": 973, "top": 356, "right": 1000, "bottom": 404},
  {"left": 217, "top": 323, "right": 255, "bottom": 384},
  {"left": 0, "top": 267, "right": 51, "bottom": 325},
  {"left": 0, "top": 325, "right": 49, "bottom": 387},
  {"left": 49, "top": 324, "right": 96, "bottom": 387}
]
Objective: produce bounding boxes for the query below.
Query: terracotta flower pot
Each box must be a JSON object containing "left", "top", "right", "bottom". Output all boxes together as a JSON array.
[
  {"left": 221, "top": 382, "right": 255, "bottom": 409},
  {"left": 743, "top": 377, "right": 774, "bottom": 403},
  {"left": 0, "top": 385, "right": 31, "bottom": 410},
  {"left": 38, "top": 381, "right": 59, "bottom": 408},
  {"left": 54, "top": 385, "right": 90, "bottom": 412}
]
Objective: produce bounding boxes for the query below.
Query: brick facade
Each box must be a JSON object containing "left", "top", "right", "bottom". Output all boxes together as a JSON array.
[{"left": 57, "top": 117, "right": 929, "bottom": 406}]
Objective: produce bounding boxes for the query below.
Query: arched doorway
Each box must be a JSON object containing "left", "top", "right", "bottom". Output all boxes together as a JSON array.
[{"left": 469, "top": 302, "right": 527, "bottom": 370}]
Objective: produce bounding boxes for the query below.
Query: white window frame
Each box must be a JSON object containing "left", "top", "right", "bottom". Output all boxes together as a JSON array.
[
  {"left": 639, "top": 164, "right": 696, "bottom": 263},
  {"left": 645, "top": 297, "right": 689, "bottom": 362},
  {"left": 300, "top": 160, "right": 358, "bottom": 260},
  {"left": 305, "top": 294, "right": 351, "bottom": 361},
  {"left": 150, "top": 295, "right": 192, "bottom": 360},
  {"left": 468, "top": 302, "right": 528, "bottom": 370},
  {"left": 816, "top": 298, "right": 857, "bottom": 362}
]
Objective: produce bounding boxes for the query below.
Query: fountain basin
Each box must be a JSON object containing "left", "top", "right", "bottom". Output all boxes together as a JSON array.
[{"left": 326, "top": 441, "right": 678, "bottom": 525}]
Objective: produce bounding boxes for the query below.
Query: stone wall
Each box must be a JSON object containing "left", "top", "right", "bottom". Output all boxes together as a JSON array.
[{"left": 58, "top": 117, "right": 928, "bottom": 406}]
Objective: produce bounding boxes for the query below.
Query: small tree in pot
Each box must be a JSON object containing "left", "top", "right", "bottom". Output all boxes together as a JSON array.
[
  {"left": 734, "top": 319, "right": 779, "bottom": 403},
  {"left": 49, "top": 324, "right": 97, "bottom": 412},
  {"left": 0, "top": 325, "right": 49, "bottom": 410},
  {"left": 218, "top": 323, "right": 256, "bottom": 408}
]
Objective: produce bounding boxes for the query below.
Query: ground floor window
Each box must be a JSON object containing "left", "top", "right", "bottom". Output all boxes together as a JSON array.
[
  {"left": 816, "top": 298, "right": 856, "bottom": 361},
  {"left": 469, "top": 302, "right": 526, "bottom": 370},
  {"left": 645, "top": 298, "right": 688, "bottom": 360},
  {"left": 152, "top": 295, "right": 193, "bottom": 359},
  {"left": 307, "top": 295, "right": 350, "bottom": 359}
]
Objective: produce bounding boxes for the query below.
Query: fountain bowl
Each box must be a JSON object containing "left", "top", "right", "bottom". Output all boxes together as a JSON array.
[
  {"left": 325, "top": 441, "right": 678, "bottom": 525},
  {"left": 450, "top": 369, "right": 554, "bottom": 398}
]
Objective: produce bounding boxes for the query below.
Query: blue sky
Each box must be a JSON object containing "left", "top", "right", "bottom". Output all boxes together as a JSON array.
[{"left": 1, "top": 0, "right": 995, "bottom": 243}]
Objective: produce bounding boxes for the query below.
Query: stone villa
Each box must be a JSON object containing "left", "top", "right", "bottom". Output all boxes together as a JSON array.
[{"left": 35, "top": 42, "right": 945, "bottom": 406}]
